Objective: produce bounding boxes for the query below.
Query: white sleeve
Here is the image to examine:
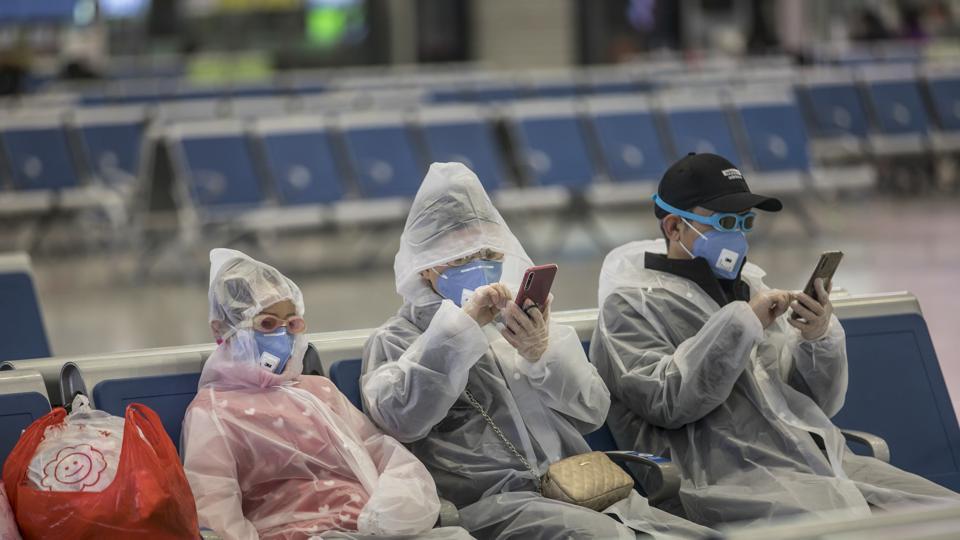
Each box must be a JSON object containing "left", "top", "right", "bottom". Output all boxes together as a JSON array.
[
  {"left": 362, "top": 300, "right": 490, "bottom": 442},
  {"left": 595, "top": 296, "right": 763, "bottom": 429},
  {"left": 514, "top": 324, "right": 611, "bottom": 433},
  {"left": 787, "top": 315, "right": 849, "bottom": 417}
]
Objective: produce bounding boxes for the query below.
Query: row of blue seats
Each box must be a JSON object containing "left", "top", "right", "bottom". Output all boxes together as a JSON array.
[
  {"left": 154, "top": 64, "right": 960, "bottom": 224},
  {"left": 2, "top": 64, "right": 957, "bottom": 245},
  {"left": 2, "top": 291, "right": 959, "bottom": 496},
  {"left": 5, "top": 63, "right": 959, "bottom": 199},
  {"left": 146, "top": 92, "right": 819, "bottom": 242},
  {"left": 0, "top": 112, "right": 141, "bottom": 200},
  {"left": 799, "top": 64, "right": 960, "bottom": 162}
]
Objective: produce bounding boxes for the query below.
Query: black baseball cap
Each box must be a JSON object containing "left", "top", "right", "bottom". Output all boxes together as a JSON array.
[{"left": 654, "top": 153, "right": 783, "bottom": 219}]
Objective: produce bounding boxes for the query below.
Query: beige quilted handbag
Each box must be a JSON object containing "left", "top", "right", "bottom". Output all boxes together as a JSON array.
[
  {"left": 464, "top": 389, "right": 633, "bottom": 511},
  {"left": 541, "top": 451, "right": 634, "bottom": 511}
]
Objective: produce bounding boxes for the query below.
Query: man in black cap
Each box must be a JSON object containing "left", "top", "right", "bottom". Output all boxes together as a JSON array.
[{"left": 589, "top": 153, "right": 959, "bottom": 528}]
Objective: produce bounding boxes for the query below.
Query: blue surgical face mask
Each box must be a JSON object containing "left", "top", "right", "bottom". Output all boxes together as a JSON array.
[
  {"left": 435, "top": 259, "right": 503, "bottom": 307},
  {"left": 253, "top": 327, "right": 295, "bottom": 373},
  {"left": 679, "top": 217, "right": 749, "bottom": 280}
]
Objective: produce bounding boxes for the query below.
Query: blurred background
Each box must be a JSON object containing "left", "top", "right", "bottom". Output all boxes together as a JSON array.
[{"left": 1, "top": 0, "right": 959, "bottom": 413}]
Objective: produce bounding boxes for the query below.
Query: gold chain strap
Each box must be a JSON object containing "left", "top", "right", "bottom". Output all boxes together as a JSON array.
[{"left": 463, "top": 388, "right": 542, "bottom": 494}]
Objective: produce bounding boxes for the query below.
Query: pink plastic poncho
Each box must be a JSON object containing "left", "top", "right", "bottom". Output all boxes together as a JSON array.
[
  {"left": 181, "top": 249, "right": 444, "bottom": 540},
  {"left": 0, "top": 482, "right": 21, "bottom": 539}
]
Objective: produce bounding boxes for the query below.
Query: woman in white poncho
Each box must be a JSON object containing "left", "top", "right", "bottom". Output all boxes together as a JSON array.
[{"left": 361, "top": 162, "right": 713, "bottom": 540}]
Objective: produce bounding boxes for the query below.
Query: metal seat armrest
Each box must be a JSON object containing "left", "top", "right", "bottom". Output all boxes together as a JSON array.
[
  {"left": 842, "top": 429, "right": 891, "bottom": 463},
  {"left": 437, "top": 497, "right": 460, "bottom": 528},
  {"left": 605, "top": 450, "right": 681, "bottom": 505}
]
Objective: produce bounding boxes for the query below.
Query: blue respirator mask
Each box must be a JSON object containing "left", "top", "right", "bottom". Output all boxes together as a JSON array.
[
  {"left": 679, "top": 217, "right": 749, "bottom": 280},
  {"left": 254, "top": 328, "right": 295, "bottom": 373},
  {"left": 435, "top": 259, "right": 503, "bottom": 307}
]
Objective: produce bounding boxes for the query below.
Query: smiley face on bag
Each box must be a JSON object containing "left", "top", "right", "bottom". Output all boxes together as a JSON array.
[{"left": 40, "top": 444, "right": 109, "bottom": 491}]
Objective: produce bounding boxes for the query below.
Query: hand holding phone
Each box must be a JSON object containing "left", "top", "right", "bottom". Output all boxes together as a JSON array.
[
  {"left": 788, "top": 251, "right": 842, "bottom": 340},
  {"left": 501, "top": 264, "right": 557, "bottom": 362},
  {"left": 789, "top": 278, "right": 835, "bottom": 340}
]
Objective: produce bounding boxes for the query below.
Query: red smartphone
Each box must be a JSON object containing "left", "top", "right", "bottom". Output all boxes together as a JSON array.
[{"left": 515, "top": 264, "right": 558, "bottom": 312}]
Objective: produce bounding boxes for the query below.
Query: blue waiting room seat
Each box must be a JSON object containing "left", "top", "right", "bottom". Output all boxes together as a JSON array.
[
  {"left": 733, "top": 91, "right": 812, "bottom": 174},
  {"left": 796, "top": 69, "right": 872, "bottom": 162},
  {"left": 337, "top": 110, "right": 426, "bottom": 200},
  {"left": 468, "top": 79, "right": 521, "bottom": 104},
  {"left": 254, "top": 115, "right": 346, "bottom": 207},
  {"left": 165, "top": 119, "right": 267, "bottom": 221},
  {"left": 0, "top": 253, "right": 51, "bottom": 362},
  {"left": 583, "top": 95, "right": 669, "bottom": 206},
  {"left": 586, "top": 95, "right": 669, "bottom": 184},
  {"left": 0, "top": 370, "right": 52, "bottom": 464},
  {"left": 729, "top": 88, "right": 812, "bottom": 194},
  {"left": 329, "top": 359, "right": 364, "bottom": 411},
  {"left": 659, "top": 90, "right": 742, "bottom": 162},
  {"left": 583, "top": 67, "right": 644, "bottom": 96},
  {"left": 506, "top": 99, "right": 599, "bottom": 191},
  {"left": 94, "top": 372, "right": 201, "bottom": 449},
  {"left": 58, "top": 349, "right": 208, "bottom": 448},
  {"left": 858, "top": 65, "right": 932, "bottom": 156},
  {"left": 72, "top": 105, "right": 147, "bottom": 192},
  {"left": 833, "top": 301, "right": 960, "bottom": 491},
  {"left": 0, "top": 115, "right": 80, "bottom": 193},
  {"left": 417, "top": 105, "right": 507, "bottom": 193},
  {"left": 922, "top": 64, "right": 960, "bottom": 154},
  {"left": 0, "top": 112, "right": 125, "bottom": 220}
]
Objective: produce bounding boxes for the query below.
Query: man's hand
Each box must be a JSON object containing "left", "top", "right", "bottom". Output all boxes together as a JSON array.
[
  {"left": 748, "top": 289, "right": 793, "bottom": 329},
  {"left": 789, "top": 278, "right": 834, "bottom": 341},
  {"left": 501, "top": 297, "right": 551, "bottom": 362},
  {"left": 462, "top": 283, "right": 512, "bottom": 327}
]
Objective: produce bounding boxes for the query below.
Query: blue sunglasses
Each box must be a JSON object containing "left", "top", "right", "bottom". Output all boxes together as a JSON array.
[{"left": 652, "top": 194, "right": 756, "bottom": 232}]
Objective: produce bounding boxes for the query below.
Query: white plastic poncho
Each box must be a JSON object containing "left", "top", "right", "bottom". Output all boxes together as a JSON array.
[
  {"left": 590, "top": 239, "right": 960, "bottom": 527},
  {"left": 182, "top": 249, "right": 464, "bottom": 540},
  {"left": 361, "top": 163, "right": 714, "bottom": 539}
]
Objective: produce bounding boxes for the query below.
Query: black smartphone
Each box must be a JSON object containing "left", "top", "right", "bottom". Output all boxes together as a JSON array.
[{"left": 791, "top": 251, "right": 843, "bottom": 320}]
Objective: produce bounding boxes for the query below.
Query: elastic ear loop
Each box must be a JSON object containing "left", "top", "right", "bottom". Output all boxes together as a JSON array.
[
  {"left": 217, "top": 323, "right": 244, "bottom": 345},
  {"left": 677, "top": 217, "right": 705, "bottom": 259}
]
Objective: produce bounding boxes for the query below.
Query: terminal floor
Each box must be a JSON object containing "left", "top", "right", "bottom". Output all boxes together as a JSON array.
[{"left": 24, "top": 195, "right": 960, "bottom": 416}]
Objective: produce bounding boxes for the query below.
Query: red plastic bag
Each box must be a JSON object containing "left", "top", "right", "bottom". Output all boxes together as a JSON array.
[{"left": 2, "top": 403, "right": 199, "bottom": 540}]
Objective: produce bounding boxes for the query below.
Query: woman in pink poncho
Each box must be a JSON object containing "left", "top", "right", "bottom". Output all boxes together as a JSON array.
[{"left": 181, "top": 249, "right": 469, "bottom": 540}]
